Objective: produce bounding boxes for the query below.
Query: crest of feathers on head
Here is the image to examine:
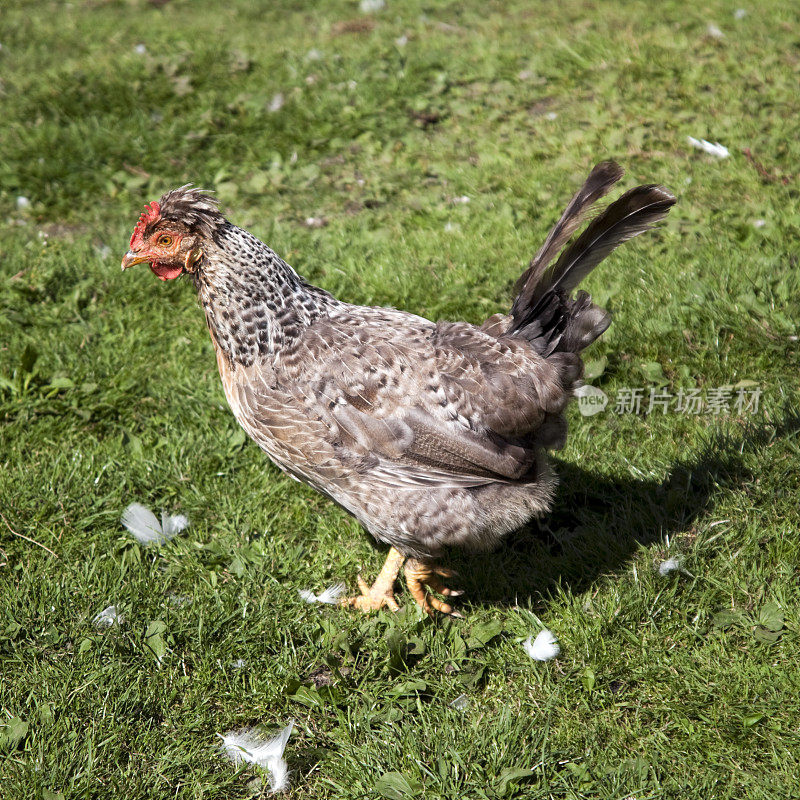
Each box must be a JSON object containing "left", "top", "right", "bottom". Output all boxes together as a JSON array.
[
  {"left": 131, "top": 185, "right": 225, "bottom": 246},
  {"left": 158, "top": 185, "right": 225, "bottom": 238}
]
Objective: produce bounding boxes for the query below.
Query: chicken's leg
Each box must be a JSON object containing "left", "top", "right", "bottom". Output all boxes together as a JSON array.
[
  {"left": 404, "top": 559, "right": 463, "bottom": 617},
  {"left": 342, "top": 547, "right": 404, "bottom": 612}
]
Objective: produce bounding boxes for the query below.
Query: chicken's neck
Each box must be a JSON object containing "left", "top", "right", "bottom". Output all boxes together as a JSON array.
[{"left": 195, "top": 223, "right": 335, "bottom": 368}]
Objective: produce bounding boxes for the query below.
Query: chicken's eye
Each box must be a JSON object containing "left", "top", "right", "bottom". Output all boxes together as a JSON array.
[{"left": 157, "top": 234, "right": 173, "bottom": 247}]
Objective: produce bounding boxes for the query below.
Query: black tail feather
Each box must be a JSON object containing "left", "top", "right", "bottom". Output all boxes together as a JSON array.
[
  {"left": 509, "top": 163, "right": 675, "bottom": 354},
  {"left": 512, "top": 161, "right": 623, "bottom": 318},
  {"left": 543, "top": 183, "right": 676, "bottom": 298}
]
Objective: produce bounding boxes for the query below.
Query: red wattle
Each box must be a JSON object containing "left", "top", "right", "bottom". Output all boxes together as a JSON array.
[{"left": 149, "top": 261, "right": 183, "bottom": 281}]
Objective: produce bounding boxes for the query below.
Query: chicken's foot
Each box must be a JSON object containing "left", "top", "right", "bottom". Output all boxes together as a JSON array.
[
  {"left": 342, "top": 546, "right": 404, "bottom": 612},
  {"left": 404, "top": 559, "right": 464, "bottom": 617}
]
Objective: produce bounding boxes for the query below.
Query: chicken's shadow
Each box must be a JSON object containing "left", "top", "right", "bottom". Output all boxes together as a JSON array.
[{"left": 449, "top": 413, "right": 796, "bottom": 609}]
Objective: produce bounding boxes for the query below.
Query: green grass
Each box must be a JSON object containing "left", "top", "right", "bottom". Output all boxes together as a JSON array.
[{"left": 2, "top": 0, "right": 800, "bottom": 797}]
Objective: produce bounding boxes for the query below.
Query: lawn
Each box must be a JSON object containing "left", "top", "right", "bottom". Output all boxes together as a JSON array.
[{"left": 1, "top": 0, "right": 799, "bottom": 798}]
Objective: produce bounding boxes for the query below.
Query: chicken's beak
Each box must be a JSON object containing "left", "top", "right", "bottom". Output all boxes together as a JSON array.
[{"left": 121, "top": 251, "right": 149, "bottom": 271}]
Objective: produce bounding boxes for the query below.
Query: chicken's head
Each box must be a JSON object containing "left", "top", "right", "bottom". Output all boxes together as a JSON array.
[{"left": 122, "top": 186, "right": 223, "bottom": 280}]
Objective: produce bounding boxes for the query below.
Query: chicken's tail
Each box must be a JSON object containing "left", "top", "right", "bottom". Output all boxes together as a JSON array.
[{"left": 506, "top": 161, "right": 675, "bottom": 356}]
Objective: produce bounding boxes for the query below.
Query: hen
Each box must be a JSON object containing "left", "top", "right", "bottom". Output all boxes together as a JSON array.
[{"left": 122, "top": 162, "right": 674, "bottom": 615}]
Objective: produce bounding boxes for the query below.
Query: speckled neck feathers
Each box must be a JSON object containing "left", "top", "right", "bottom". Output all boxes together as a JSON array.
[{"left": 193, "top": 223, "right": 335, "bottom": 368}]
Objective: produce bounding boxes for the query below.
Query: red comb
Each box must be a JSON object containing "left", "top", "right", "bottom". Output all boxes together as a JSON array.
[{"left": 129, "top": 200, "right": 161, "bottom": 249}]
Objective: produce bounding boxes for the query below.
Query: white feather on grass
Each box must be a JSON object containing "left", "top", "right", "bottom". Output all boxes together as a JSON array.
[
  {"left": 523, "top": 629, "right": 560, "bottom": 661},
  {"left": 658, "top": 556, "right": 694, "bottom": 577},
  {"left": 298, "top": 582, "right": 346, "bottom": 605},
  {"left": 219, "top": 721, "right": 294, "bottom": 793},
  {"left": 268, "top": 92, "right": 285, "bottom": 113},
  {"left": 93, "top": 605, "right": 122, "bottom": 629},
  {"left": 121, "top": 503, "right": 189, "bottom": 546},
  {"left": 161, "top": 512, "right": 189, "bottom": 538},
  {"left": 167, "top": 594, "right": 192, "bottom": 607},
  {"left": 658, "top": 556, "right": 683, "bottom": 576},
  {"left": 687, "top": 136, "right": 730, "bottom": 158}
]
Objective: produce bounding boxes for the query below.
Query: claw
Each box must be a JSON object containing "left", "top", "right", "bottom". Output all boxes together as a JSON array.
[{"left": 433, "top": 566, "right": 460, "bottom": 579}]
